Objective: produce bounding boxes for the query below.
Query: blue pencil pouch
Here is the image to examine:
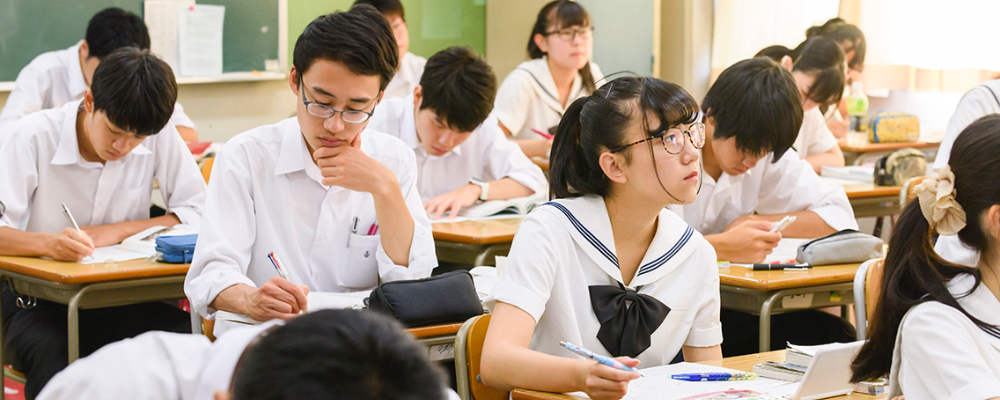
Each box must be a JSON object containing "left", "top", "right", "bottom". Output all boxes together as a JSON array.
[{"left": 155, "top": 234, "right": 198, "bottom": 264}]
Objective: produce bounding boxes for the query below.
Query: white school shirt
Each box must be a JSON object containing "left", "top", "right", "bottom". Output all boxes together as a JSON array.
[
  {"left": 0, "top": 100, "right": 205, "bottom": 233},
  {"left": 383, "top": 52, "right": 427, "bottom": 99},
  {"left": 668, "top": 149, "right": 858, "bottom": 235},
  {"left": 792, "top": 107, "right": 838, "bottom": 158},
  {"left": 0, "top": 42, "right": 195, "bottom": 148},
  {"left": 492, "top": 57, "right": 604, "bottom": 140},
  {"left": 485, "top": 195, "right": 723, "bottom": 367},
  {"left": 367, "top": 95, "right": 548, "bottom": 202},
  {"left": 888, "top": 273, "right": 1000, "bottom": 400},
  {"left": 184, "top": 118, "right": 437, "bottom": 331}
]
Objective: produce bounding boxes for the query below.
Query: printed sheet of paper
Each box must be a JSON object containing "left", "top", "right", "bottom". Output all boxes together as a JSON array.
[
  {"left": 144, "top": 0, "right": 195, "bottom": 71},
  {"left": 178, "top": 4, "right": 225, "bottom": 77},
  {"left": 620, "top": 362, "right": 799, "bottom": 400},
  {"left": 80, "top": 246, "right": 150, "bottom": 264}
]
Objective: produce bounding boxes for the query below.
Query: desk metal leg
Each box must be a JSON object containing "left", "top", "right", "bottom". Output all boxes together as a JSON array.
[
  {"left": 759, "top": 291, "right": 785, "bottom": 352},
  {"left": 66, "top": 286, "right": 96, "bottom": 363}
]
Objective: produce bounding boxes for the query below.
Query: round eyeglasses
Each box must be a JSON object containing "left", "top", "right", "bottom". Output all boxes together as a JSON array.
[
  {"left": 545, "top": 26, "right": 594, "bottom": 41},
  {"left": 299, "top": 75, "right": 377, "bottom": 124},
  {"left": 610, "top": 123, "right": 705, "bottom": 154}
]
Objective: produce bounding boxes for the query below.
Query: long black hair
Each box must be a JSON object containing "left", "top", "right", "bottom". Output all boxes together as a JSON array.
[
  {"left": 851, "top": 114, "right": 1000, "bottom": 382},
  {"left": 807, "top": 17, "right": 866, "bottom": 72},
  {"left": 756, "top": 37, "right": 846, "bottom": 109},
  {"left": 549, "top": 76, "right": 699, "bottom": 200},
  {"left": 527, "top": 0, "right": 596, "bottom": 93}
]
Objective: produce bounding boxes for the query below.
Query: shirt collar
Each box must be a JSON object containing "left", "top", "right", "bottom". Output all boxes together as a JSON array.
[
  {"left": 67, "top": 41, "right": 88, "bottom": 100},
  {"left": 519, "top": 57, "right": 582, "bottom": 115},
  {"left": 192, "top": 319, "right": 286, "bottom": 400},
  {"left": 49, "top": 100, "right": 151, "bottom": 164},
  {"left": 274, "top": 119, "right": 308, "bottom": 176},
  {"left": 402, "top": 94, "right": 462, "bottom": 157}
]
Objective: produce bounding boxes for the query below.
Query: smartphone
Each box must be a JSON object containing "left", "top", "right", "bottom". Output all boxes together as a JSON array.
[{"left": 769, "top": 215, "right": 796, "bottom": 233}]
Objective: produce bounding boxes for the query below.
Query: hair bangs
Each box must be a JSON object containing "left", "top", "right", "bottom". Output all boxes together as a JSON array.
[{"left": 550, "top": 1, "right": 590, "bottom": 30}]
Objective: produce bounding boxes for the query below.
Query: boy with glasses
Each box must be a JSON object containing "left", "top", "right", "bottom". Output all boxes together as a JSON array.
[{"left": 184, "top": 5, "right": 436, "bottom": 337}]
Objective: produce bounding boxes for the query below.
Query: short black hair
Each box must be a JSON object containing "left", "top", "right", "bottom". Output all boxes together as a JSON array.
[
  {"left": 293, "top": 5, "right": 399, "bottom": 91},
  {"left": 85, "top": 8, "right": 151, "bottom": 60},
  {"left": 419, "top": 47, "right": 497, "bottom": 132},
  {"left": 755, "top": 37, "right": 846, "bottom": 108},
  {"left": 352, "top": 0, "right": 405, "bottom": 20},
  {"left": 231, "top": 310, "right": 448, "bottom": 400},
  {"left": 90, "top": 48, "right": 177, "bottom": 137},
  {"left": 702, "top": 58, "right": 802, "bottom": 162}
]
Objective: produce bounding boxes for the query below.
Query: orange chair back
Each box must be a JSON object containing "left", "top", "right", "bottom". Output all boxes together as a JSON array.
[
  {"left": 200, "top": 157, "right": 215, "bottom": 184},
  {"left": 864, "top": 259, "right": 886, "bottom": 325},
  {"left": 458, "top": 314, "right": 509, "bottom": 400}
]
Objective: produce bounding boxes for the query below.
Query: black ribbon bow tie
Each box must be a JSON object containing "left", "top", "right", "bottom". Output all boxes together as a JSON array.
[{"left": 589, "top": 283, "right": 671, "bottom": 358}]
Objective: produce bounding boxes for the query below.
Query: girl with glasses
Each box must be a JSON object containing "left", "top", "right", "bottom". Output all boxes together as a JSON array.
[
  {"left": 481, "top": 76, "right": 722, "bottom": 400},
  {"left": 493, "top": 0, "right": 604, "bottom": 159}
]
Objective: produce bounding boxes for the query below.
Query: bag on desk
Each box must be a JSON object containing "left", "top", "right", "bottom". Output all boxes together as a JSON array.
[
  {"left": 797, "top": 230, "right": 884, "bottom": 265},
  {"left": 367, "top": 270, "right": 483, "bottom": 328},
  {"left": 874, "top": 148, "right": 926, "bottom": 186},
  {"left": 868, "top": 111, "right": 919, "bottom": 143},
  {"left": 155, "top": 234, "right": 198, "bottom": 264}
]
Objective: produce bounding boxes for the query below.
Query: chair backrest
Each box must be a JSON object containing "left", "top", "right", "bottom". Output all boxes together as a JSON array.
[
  {"left": 201, "top": 157, "right": 215, "bottom": 184},
  {"left": 454, "top": 314, "right": 509, "bottom": 400},
  {"left": 854, "top": 258, "right": 886, "bottom": 340},
  {"left": 900, "top": 176, "right": 929, "bottom": 206}
]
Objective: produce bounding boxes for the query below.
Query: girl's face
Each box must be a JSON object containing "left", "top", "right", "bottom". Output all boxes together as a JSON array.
[
  {"left": 534, "top": 20, "right": 592, "bottom": 71},
  {"left": 791, "top": 70, "right": 819, "bottom": 111},
  {"left": 616, "top": 111, "right": 702, "bottom": 205}
]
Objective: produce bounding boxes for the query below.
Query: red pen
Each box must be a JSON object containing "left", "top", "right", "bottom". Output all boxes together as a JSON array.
[
  {"left": 530, "top": 128, "right": 554, "bottom": 140},
  {"left": 367, "top": 223, "right": 378, "bottom": 235}
]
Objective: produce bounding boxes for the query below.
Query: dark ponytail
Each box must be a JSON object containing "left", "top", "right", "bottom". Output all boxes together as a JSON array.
[
  {"left": 549, "top": 76, "right": 698, "bottom": 199},
  {"left": 807, "top": 17, "right": 866, "bottom": 72},
  {"left": 851, "top": 114, "right": 1000, "bottom": 383},
  {"left": 755, "top": 37, "right": 845, "bottom": 108},
  {"left": 526, "top": 0, "right": 596, "bottom": 93}
]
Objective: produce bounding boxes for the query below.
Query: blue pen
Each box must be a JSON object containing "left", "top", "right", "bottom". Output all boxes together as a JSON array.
[
  {"left": 670, "top": 372, "right": 758, "bottom": 381},
  {"left": 347, "top": 217, "right": 359, "bottom": 248},
  {"left": 559, "top": 341, "right": 642, "bottom": 375}
]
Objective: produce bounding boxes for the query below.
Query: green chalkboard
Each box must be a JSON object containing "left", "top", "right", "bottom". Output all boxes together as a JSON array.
[{"left": 0, "top": 0, "right": 280, "bottom": 82}]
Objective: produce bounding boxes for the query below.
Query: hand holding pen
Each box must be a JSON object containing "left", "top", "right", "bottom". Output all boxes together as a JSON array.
[
  {"left": 239, "top": 251, "right": 309, "bottom": 321},
  {"left": 561, "top": 341, "right": 642, "bottom": 400},
  {"left": 51, "top": 202, "right": 95, "bottom": 261}
]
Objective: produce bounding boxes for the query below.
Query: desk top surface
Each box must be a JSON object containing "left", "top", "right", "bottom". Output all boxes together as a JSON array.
[
  {"left": 839, "top": 140, "right": 939, "bottom": 152},
  {"left": 0, "top": 256, "right": 188, "bottom": 285},
  {"left": 841, "top": 182, "right": 901, "bottom": 198},
  {"left": 432, "top": 217, "right": 523, "bottom": 244},
  {"left": 512, "top": 350, "right": 872, "bottom": 400},
  {"left": 718, "top": 263, "right": 860, "bottom": 291}
]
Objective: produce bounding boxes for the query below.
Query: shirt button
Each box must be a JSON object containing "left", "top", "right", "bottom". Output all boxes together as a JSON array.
[{"left": 364, "top": 250, "right": 371, "bottom": 258}]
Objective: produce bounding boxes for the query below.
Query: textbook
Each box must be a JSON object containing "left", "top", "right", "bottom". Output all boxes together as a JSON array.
[
  {"left": 459, "top": 194, "right": 546, "bottom": 218},
  {"left": 751, "top": 342, "right": 835, "bottom": 383},
  {"left": 820, "top": 166, "right": 874, "bottom": 183}
]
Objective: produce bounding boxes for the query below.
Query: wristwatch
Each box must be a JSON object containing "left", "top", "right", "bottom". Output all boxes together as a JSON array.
[{"left": 469, "top": 178, "right": 489, "bottom": 201}]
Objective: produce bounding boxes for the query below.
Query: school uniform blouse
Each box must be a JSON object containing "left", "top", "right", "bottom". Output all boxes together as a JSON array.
[
  {"left": 492, "top": 57, "right": 604, "bottom": 140},
  {"left": 0, "top": 100, "right": 205, "bottom": 233},
  {"left": 367, "top": 95, "right": 548, "bottom": 202},
  {"left": 668, "top": 149, "right": 858, "bottom": 235},
  {"left": 792, "top": 108, "right": 838, "bottom": 158},
  {"left": 0, "top": 42, "right": 195, "bottom": 147},
  {"left": 485, "top": 195, "right": 723, "bottom": 366},
  {"left": 184, "top": 118, "right": 437, "bottom": 329},
  {"left": 889, "top": 273, "right": 1000, "bottom": 400},
  {"left": 383, "top": 52, "right": 427, "bottom": 99}
]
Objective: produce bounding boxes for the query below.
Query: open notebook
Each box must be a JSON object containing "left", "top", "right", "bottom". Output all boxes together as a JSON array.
[
  {"left": 80, "top": 225, "right": 199, "bottom": 264},
  {"left": 215, "top": 291, "right": 370, "bottom": 325}
]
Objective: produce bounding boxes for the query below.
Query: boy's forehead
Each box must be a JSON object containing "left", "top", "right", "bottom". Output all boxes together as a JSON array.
[{"left": 301, "top": 59, "right": 382, "bottom": 100}]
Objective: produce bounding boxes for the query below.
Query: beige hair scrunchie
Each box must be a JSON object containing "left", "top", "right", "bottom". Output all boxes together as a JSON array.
[{"left": 913, "top": 165, "right": 967, "bottom": 236}]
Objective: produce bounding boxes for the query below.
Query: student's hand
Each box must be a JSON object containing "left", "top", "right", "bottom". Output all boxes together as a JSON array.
[
  {"left": 242, "top": 276, "right": 310, "bottom": 321},
  {"left": 314, "top": 134, "right": 397, "bottom": 195},
  {"left": 581, "top": 357, "right": 641, "bottom": 400},
  {"left": 828, "top": 119, "right": 848, "bottom": 140},
  {"left": 81, "top": 223, "right": 128, "bottom": 248},
  {"left": 46, "top": 228, "right": 96, "bottom": 262},
  {"left": 424, "top": 184, "right": 481, "bottom": 220},
  {"left": 712, "top": 218, "right": 781, "bottom": 263}
]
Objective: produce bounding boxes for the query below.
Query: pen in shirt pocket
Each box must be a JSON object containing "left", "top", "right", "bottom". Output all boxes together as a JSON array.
[
  {"left": 366, "top": 221, "right": 379, "bottom": 235},
  {"left": 347, "top": 217, "right": 359, "bottom": 247}
]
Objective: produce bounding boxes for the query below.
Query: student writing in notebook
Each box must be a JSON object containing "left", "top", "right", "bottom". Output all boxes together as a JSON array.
[
  {"left": 0, "top": 7, "right": 198, "bottom": 146},
  {"left": 0, "top": 48, "right": 203, "bottom": 400},
  {"left": 367, "top": 46, "right": 547, "bottom": 220},
  {"left": 493, "top": 0, "right": 604, "bottom": 158},
  {"left": 353, "top": 0, "right": 426, "bottom": 100},
  {"left": 184, "top": 6, "right": 437, "bottom": 338},
  {"left": 481, "top": 77, "right": 723, "bottom": 400},
  {"left": 37, "top": 310, "right": 454, "bottom": 400},
  {"left": 852, "top": 115, "right": 1000, "bottom": 400},
  {"left": 757, "top": 37, "right": 847, "bottom": 173}
]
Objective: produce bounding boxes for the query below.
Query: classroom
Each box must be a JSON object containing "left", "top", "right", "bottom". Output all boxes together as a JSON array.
[{"left": 0, "top": 0, "right": 997, "bottom": 399}]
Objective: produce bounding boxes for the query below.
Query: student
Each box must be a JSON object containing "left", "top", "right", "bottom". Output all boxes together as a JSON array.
[
  {"left": 851, "top": 115, "right": 1000, "bottom": 399},
  {"left": 806, "top": 18, "right": 867, "bottom": 138},
  {"left": 932, "top": 79, "right": 1000, "bottom": 268},
  {"left": 0, "top": 7, "right": 198, "bottom": 146},
  {"left": 0, "top": 48, "right": 204, "bottom": 400},
  {"left": 480, "top": 76, "right": 723, "bottom": 399},
  {"left": 184, "top": 6, "right": 437, "bottom": 337},
  {"left": 37, "top": 310, "right": 453, "bottom": 400},
  {"left": 367, "top": 46, "right": 547, "bottom": 219},
  {"left": 493, "top": 0, "right": 604, "bottom": 159},
  {"left": 756, "top": 37, "right": 847, "bottom": 173},
  {"left": 353, "top": 0, "right": 427, "bottom": 100}
]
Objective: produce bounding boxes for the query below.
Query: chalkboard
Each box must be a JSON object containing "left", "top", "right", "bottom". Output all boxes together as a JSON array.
[{"left": 0, "top": 0, "right": 280, "bottom": 82}]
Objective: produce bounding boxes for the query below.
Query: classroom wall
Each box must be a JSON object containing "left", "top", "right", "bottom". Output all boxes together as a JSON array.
[
  {"left": 485, "top": 0, "right": 548, "bottom": 82},
  {"left": 177, "top": 80, "right": 297, "bottom": 143},
  {"left": 658, "top": 0, "right": 714, "bottom": 102}
]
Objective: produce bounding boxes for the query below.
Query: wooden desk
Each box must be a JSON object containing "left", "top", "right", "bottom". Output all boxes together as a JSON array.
[
  {"left": 511, "top": 350, "right": 875, "bottom": 400},
  {"left": 719, "top": 264, "right": 860, "bottom": 352},
  {"left": 839, "top": 140, "right": 940, "bottom": 165},
  {"left": 432, "top": 218, "right": 522, "bottom": 266},
  {"left": 531, "top": 157, "right": 550, "bottom": 172},
  {"left": 0, "top": 256, "right": 188, "bottom": 364},
  {"left": 408, "top": 322, "right": 464, "bottom": 362}
]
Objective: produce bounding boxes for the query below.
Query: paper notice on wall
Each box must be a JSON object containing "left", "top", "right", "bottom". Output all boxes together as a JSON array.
[
  {"left": 178, "top": 4, "right": 225, "bottom": 77},
  {"left": 144, "top": 0, "right": 194, "bottom": 72}
]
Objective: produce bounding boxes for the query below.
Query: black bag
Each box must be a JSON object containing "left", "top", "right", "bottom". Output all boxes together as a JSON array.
[{"left": 367, "top": 270, "right": 483, "bottom": 327}]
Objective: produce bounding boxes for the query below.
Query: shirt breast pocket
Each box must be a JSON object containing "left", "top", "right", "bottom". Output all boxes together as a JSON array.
[{"left": 338, "top": 234, "right": 380, "bottom": 290}]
